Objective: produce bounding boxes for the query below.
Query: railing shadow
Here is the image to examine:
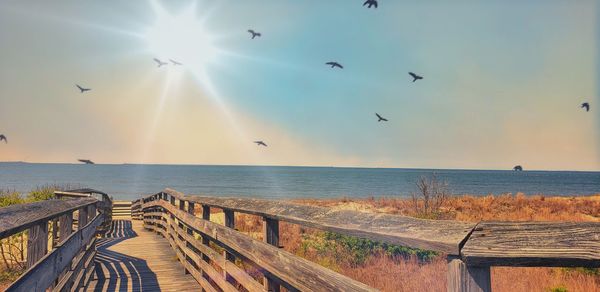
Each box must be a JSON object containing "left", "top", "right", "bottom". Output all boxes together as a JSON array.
[{"left": 90, "top": 220, "right": 161, "bottom": 291}]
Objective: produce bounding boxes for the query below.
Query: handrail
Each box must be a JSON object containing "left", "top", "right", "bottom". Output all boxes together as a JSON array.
[
  {"left": 139, "top": 189, "right": 600, "bottom": 292},
  {"left": 142, "top": 192, "right": 377, "bottom": 291},
  {"left": 0, "top": 190, "right": 113, "bottom": 291},
  {"left": 0, "top": 198, "right": 97, "bottom": 238},
  {"left": 159, "top": 188, "right": 476, "bottom": 254}
]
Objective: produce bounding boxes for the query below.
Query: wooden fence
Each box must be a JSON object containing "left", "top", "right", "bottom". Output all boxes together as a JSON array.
[
  {"left": 140, "top": 188, "right": 600, "bottom": 292},
  {"left": 0, "top": 189, "right": 112, "bottom": 291}
]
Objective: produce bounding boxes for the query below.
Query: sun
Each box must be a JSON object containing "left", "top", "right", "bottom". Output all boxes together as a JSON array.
[{"left": 145, "top": 1, "right": 218, "bottom": 67}]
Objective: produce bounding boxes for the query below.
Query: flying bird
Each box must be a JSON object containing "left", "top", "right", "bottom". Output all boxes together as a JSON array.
[
  {"left": 169, "top": 59, "right": 182, "bottom": 65},
  {"left": 78, "top": 159, "right": 95, "bottom": 165},
  {"left": 581, "top": 102, "right": 590, "bottom": 112},
  {"left": 326, "top": 62, "right": 343, "bottom": 69},
  {"left": 254, "top": 141, "right": 267, "bottom": 147},
  {"left": 248, "top": 29, "right": 261, "bottom": 39},
  {"left": 375, "top": 113, "right": 388, "bottom": 122},
  {"left": 76, "top": 84, "right": 91, "bottom": 93},
  {"left": 409, "top": 72, "right": 423, "bottom": 82},
  {"left": 363, "top": 0, "right": 378, "bottom": 8},
  {"left": 513, "top": 165, "right": 523, "bottom": 171},
  {"left": 0, "top": 134, "right": 6, "bottom": 143},
  {"left": 153, "top": 58, "right": 168, "bottom": 67}
]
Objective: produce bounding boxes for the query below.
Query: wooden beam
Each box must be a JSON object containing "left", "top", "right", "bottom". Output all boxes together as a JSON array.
[
  {"left": 263, "top": 217, "right": 280, "bottom": 292},
  {"left": 447, "top": 256, "right": 490, "bottom": 292},
  {"left": 145, "top": 200, "right": 377, "bottom": 292},
  {"left": 26, "top": 221, "right": 48, "bottom": 268},
  {"left": 0, "top": 198, "right": 98, "bottom": 238},
  {"left": 58, "top": 213, "right": 73, "bottom": 243},
  {"left": 223, "top": 209, "right": 235, "bottom": 283},
  {"left": 8, "top": 214, "right": 102, "bottom": 291},
  {"left": 461, "top": 221, "right": 600, "bottom": 267},
  {"left": 78, "top": 207, "right": 88, "bottom": 230},
  {"left": 160, "top": 188, "right": 475, "bottom": 254}
]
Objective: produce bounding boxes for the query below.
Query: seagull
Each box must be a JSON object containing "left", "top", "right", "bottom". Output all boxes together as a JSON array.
[
  {"left": 169, "top": 59, "right": 182, "bottom": 65},
  {"left": 375, "top": 113, "right": 388, "bottom": 122},
  {"left": 247, "top": 29, "right": 261, "bottom": 39},
  {"left": 78, "top": 159, "right": 95, "bottom": 164},
  {"left": 363, "top": 0, "right": 378, "bottom": 8},
  {"left": 581, "top": 102, "right": 590, "bottom": 112},
  {"left": 326, "top": 62, "right": 343, "bottom": 69},
  {"left": 0, "top": 134, "right": 6, "bottom": 143},
  {"left": 409, "top": 72, "right": 423, "bottom": 82},
  {"left": 76, "top": 84, "right": 91, "bottom": 93},
  {"left": 513, "top": 165, "right": 523, "bottom": 171},
  {"left": 153, "top": 58, "right": 168, "bottom": 67},
  {"left": 254, "top": 141, "right": 267, "bottom": 147}
]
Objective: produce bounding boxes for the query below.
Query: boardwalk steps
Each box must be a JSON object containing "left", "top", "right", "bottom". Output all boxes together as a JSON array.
[{"left": 112, "top": 201, "right": 132, "bottom": 219}]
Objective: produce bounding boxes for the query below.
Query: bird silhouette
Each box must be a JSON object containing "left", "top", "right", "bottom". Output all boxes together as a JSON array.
[
  {"left": 254, "top": 141, "right": 267, "bottom": 147},
  {"left": 153, "top": 58, "right": 168, "bottom": 67},
  {"left": 363, "top": 0, "right": 378, "bottom": 8},
  {"left": 78, "top": 159, "right": 95, "bottom": 164},
  {"left": 326, "top": 62, "right": 343, "bottom": 69},
  {"left": 248, "top": 29, "right": 261, "bottom": 39},
  {"left": 0, "top": 134, "right": 6, "bottom": 143},
  {"left": 409, "top": 72, "right": 423, "bottom": 82},
  {"left": 76, "top": 84, "right": 91, "bottom": 93},
  {"left": 375, "top": 113, "right": 388, "bottom": 122},
  {"left": 513, "top": 165, "right": 523, "bottom": 171},
  {"left": 169, "top": 59, "right": 182, "bottom": 65},
  {"left": 581, "top": 102, "right": 590, "bottom": 112}
]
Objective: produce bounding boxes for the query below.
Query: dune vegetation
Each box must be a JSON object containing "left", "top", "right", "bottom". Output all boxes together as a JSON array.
[{"left": 215, "top": 184, "right": 600, "bottom": 292}]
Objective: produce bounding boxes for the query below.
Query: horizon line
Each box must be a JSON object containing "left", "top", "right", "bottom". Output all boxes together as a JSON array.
[{"left": 1, "top": 161, "right": 598, "bottom": 173}]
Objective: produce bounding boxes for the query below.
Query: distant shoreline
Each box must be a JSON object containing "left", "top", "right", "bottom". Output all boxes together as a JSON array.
[{"left": 1, "top": 161, "right": 598, "bottom": 173}]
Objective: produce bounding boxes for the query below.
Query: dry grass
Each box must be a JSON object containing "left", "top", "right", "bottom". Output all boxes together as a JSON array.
[{"left": 284, "top": 194, "right": 600, "bottom": 292}]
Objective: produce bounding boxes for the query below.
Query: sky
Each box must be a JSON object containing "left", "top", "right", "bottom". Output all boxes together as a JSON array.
[{"left": 0, "top": 0, "right": 598, "bottom": 171}]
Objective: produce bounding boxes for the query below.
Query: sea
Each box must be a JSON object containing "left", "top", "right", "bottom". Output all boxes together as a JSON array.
[{"left": 0, "top": 163, "right": 598, "bottom": 201}]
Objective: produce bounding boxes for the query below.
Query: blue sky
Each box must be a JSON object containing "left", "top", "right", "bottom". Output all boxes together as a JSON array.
[{"left": 0, "top": 0, "right": 598, "bottom": 170}]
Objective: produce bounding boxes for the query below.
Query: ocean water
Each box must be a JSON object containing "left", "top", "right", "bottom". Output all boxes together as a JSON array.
[{"left": 0, "top": 163, "right": 598, "bottom": 201}]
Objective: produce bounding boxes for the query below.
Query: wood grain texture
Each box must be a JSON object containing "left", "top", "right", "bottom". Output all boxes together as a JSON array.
[
  {"left": 145, "top": 199, "right": 378, "bottom": 292},
  {"left": 0, "top": 198, "right": 98, "bottom": 238},
  {"left": 26, "top": 222, "right": 48, "bottom": 268},
  {"left": 461, "top": 221, "right": 600, "bottom": 267},
  {"left": 447, "top": 256, "right": 491, "bottom": 292},
  {"left": 158, "top": 188, "right": 475, "bottom": 254},
  {"left": 88, "top": 219, "right": 200, "bottom": 292},
  {"left": 6, "top": 214, "right": 103, "bottom": 291}
]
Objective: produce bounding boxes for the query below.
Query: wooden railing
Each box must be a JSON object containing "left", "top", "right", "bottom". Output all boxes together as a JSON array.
[
  {"left": 0, "top": 189, "right": 112, "bottom": 291},
  {"left": 140, "top": 188, "right": 600, "bottom": 292}
]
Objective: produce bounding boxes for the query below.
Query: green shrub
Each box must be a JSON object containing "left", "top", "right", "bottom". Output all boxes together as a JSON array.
[
  {"left": 548, "top": 286, "right": 568, "bottom": 292},
  {"left": 0, "top": 191, "right": 25, "bottom": 207}
]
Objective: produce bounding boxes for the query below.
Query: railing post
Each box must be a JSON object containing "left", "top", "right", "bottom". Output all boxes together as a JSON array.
[
  {"left": 223, "top": 209, "right": 235, "bottom": 283},
  {"left": 263, "top": 217, "right": 280, "bottom": 292},
  {"left": 201, "top": 205, "right": 211, "bottom": 291},
  {"left": 26, "top": 221, "right": 48, "bottom": 268},
  {"left": 78, "top": 207, "right": 88, "bottom": 229},
  {"left": 51, "top": 218, "right": 58, "bottom": 249},
  {"left": 447, "top": 256, "right": 491, "bottom": 292},
  {"left": 59, "top": 211, "right": 73, "bottom": 242}
]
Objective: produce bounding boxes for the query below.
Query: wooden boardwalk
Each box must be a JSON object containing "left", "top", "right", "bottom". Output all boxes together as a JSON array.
[{"left": 87, "top": 219, "right": 200, "bottom": 291}]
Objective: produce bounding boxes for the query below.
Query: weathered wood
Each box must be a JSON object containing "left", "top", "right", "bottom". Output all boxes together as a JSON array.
[
  {"left": 461, "top": 221, "right": 600, "bottom": 267},
  {"left": 168, "top": 219, "right": 265, "bottom": 292},
  {"left": 144, "top": 200, "right": 377, "bottom": 292},
  {"left": 447, "top": 256, "right": 491, "bottom": 292},
  {"left": 51, "top": 218, "right": 58, "bottom": 249},
  {"left": 162, "top": 188, "right": 475, "bottom": 254},
  {"left": 78, "top": 207, "right": 88, "bottom": 230},
  {"left": 222, "top": 209, "right": 235, "bottom": 283},
  {"left": 58, "top": 212, "right": 73, "bottom": 243},
  {"left": 0, "top": 198, "right": 97, "bottom": 238},
  {"left": 26, "top": 222, "right": 48, "bottom": 268},
  {"left": 7, "top": 214, "right": 103, "bottom": 291},
  {"left": 263, "top": 217, "right": 280, "bottom": 292}
]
